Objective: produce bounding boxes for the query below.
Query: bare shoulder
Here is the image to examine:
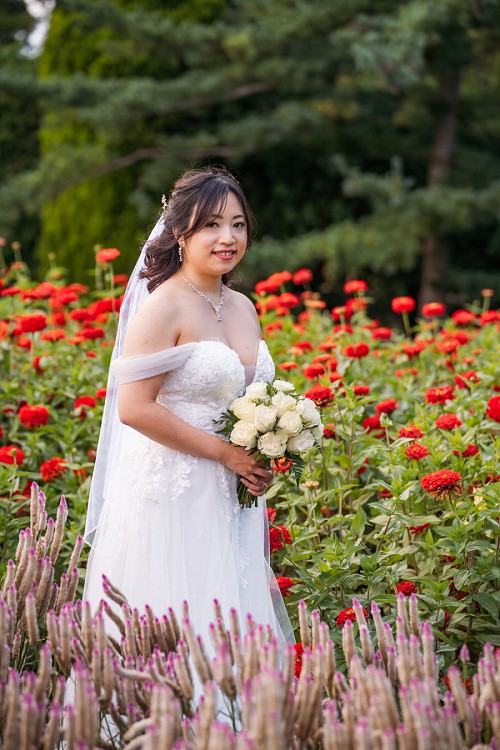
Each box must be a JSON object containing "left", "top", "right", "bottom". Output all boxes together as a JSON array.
[
  {"left": 226, "top": 287, "right": 261, "bottom": 330},
  {"left": 122, "top": 278, "right": 183, "bottom": 356}
]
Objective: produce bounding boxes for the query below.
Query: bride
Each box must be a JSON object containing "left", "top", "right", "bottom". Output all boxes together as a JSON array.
[{"left": 83, "top": 167, "right": 294, "bottom": 660}]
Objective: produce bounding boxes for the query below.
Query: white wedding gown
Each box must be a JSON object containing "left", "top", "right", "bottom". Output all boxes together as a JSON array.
[{"left": 84, "top": 339, "right": 294, "bottom": 656}]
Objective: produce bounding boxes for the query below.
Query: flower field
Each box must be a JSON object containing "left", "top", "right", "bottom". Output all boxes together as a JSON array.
[{"left": 1, "top": 257, "right": 499, "bottom": 686}]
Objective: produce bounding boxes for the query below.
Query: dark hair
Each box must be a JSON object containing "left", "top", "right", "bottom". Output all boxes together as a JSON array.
[{"left": 139, "top": 166, "right": 254, "bottom": 293}]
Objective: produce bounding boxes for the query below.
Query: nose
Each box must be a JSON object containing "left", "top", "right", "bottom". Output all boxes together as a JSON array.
[{"left": 219, "top": 223, "right": 235, "bottom": 245}]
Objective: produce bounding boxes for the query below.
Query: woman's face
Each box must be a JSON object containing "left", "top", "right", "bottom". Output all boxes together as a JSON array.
[{"left": 181, "top": 191, "right": 248, "bottom": 278}]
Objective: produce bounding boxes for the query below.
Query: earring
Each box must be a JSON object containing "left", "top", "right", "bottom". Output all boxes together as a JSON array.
[{"left": 178, "top": 243, "right": 183, "bottom": 263}]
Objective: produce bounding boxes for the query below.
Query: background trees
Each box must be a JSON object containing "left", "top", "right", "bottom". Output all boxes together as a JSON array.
[{"left": 1, "top": 0, "right": 499, "bottom": 306}]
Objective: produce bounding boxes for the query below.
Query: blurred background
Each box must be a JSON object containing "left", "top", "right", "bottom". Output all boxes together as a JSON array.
[{"left": 1, "top": 0, "right": 500, "bottom": 310}]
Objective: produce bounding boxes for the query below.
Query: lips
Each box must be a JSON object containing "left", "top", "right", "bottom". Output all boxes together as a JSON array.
[{"left": 213, "top": 251, "right": 236, "bottom": 258}]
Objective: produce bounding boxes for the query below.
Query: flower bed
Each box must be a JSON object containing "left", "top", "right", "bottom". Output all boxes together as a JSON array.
[{"left": 0, "top": 260, "right": 499, "bottom": 670}]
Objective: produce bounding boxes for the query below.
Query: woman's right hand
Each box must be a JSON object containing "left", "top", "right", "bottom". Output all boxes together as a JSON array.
[{"left": 221, "top": 443, "right": 273, "bottom": 496}]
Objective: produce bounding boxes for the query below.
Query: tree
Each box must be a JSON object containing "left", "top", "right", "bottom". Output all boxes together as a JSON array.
[{"left": 1, "top": 0, "right": 499, "bottom": 307}]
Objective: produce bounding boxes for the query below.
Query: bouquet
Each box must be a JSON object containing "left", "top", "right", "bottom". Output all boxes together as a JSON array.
[{"left": 215, "top": 379, "right": 324, "bottom": 508}]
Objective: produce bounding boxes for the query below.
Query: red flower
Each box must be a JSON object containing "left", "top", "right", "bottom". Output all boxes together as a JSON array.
[
  {"left": 278, "top": 292, "right": 300, "bottom": 309},
  {"left": 18, "top": 404, "right": 50, "bottom": 429},
  {"left": 292, "top": 268, "right": 313, "bottom": 285},
  {"left": 266, "top": 507, "right": 277, "bottom": 524},
  {"left": 269, "top": 525, "right": 292, "bottom": 552},
  {"left": 435, "top": 414, "right": 462, "bottom": 430},
  {"left": 391, "top": 296, "right": 415, "bottom": 314},
  {"left": 405, "top": 443, "right": 430, "bottom": 461},
  {"left": 271, "top": 458, "right": 292, "bottom": 473},
  {"left": 294, "top": 340, "right": 313, "bottom": 352},
  {"left": 371, "top": 327, "right": 392, "bottom": 340},
  {"left": 479, "top": 310, "right": 500, "bottom": 325},
  {"left": 335, "top": 606, "right": 368, "bottom": 627},
  {"left": 421, "top": 469, "right": 462, "bottom": 498},
  {"left": 74, "top": 395, "right": 97, "bottom": 418},
  {"left": 276, "top": 576, "right": 295, "bottom": 597},
  {"left": 396, "top": 581, "right": 416, "bottom": 596},
  {"left": 452, "top": 309, "right": 476, "bottom": 326},
  {"left": 443, "top": 673, "right": 473, "bottom": 694},
  {"left": 421, "top": 302, "right": 446, "bottom": 317},
  {"left": 454, "top": 370, "right": 479, "bottom": 389},
  {"left": 362, "top": 415, "right": 383, "bottom": 434},
  {"left": 409, "top": 523, "right": 430, "bottom": 535},
  {"left": 323, "top": 423, "right": 336, "bottom": 439},
  {"left": 344, "top": 279, "right": 367, "bottom": 295},
  {"left": 0, "top": 445, "right": 25, "bottom": 465},
  {"left": 96, "top": 247, "right": 120, "bottom": 264},
  {"left": 40, "top": 328, "right": 66, "bottom": 342},
  {"left": 486, "top": 396, "right": 500, "bottom": 422},
  {"left": 304, "top": 384, "right": 334, "bottom": 407},
  {"left": 95, "top": 388, "right": 107, "bottom": 399},
  {"left": 16, "top": 313, "right": 48, "bottom": 333},
  {"left": 80, "top": 327, "right": 105, "bottom": 340},
  {"left": 278, "top": 361, "right": 298, "bottom": 371},
  {"left": 405, "top": 341, "right": 428, "bottom": 359},
  {"left": 303, "top": 363, "right": 325, "bottom": 379},
  {"left": 453, "top": 444, "right": 479, "bottom": 458},
  {"left": 294, "top": 643, "right": 305, "bottom": 678},
  {"left": 425, "top": 385, "right": 455, "bottom": 404},
  {"left": 344, "top": 342, "right": 370, "bottom": 359},
  {"left": 40, "top": 457, "right": 67, "bottom": 482},
  {"left": 353, "top": 385, "right": 370, "bottom": 396},
  {"left": 375, "top": 398, "right": 398, "bottom": 415},
  {"left": 395, "top": 367, "right": 419, "bottom": 378},
  {"left": 398, "top": 424, "right": 424, "bottom": 439},
  {"left": 255, "top": 279, "right": 281, "bottom": 295}
]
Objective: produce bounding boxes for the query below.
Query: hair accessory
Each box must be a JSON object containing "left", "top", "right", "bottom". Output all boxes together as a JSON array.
[{"left": 161, "top": 194, "right": 167, "bottom": 210}]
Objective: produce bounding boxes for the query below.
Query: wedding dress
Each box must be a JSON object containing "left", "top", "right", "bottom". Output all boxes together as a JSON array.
[{"left": 83, "top": 338, "right": 294, "bottom": 654}]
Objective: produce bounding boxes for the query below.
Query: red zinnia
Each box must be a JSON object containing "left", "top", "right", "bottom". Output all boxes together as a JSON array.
[
  {"left": 435, "top": 414, "right": 462, "bottom": 430},
  {"left": 454, "top": 370, "right": 479, "bottom": 389},
  {"left": 421, "top": 302, "right": 446, "bottom": 317},
  {"left": 269, "top": 525, "right": 292, "bottom": 552},
  {"left": 80, "top": 327, "right": 106, "bottom": 340},
  {"left": 40, "top": 328, "right": 66, "bottom": 342},
  {"left": 304, "top": 384, "right": 334, "bottom": 408},
  {"left": 405, "top": 443, "right": 430, "bottom": 461},
  {"left": 17, "top": 313, "right": 48, "bottom": 333},
  {"left": 452, "top": 444, "right": 479, "bottom": 458},
  {"left": 353, "top": 385, "right": 370, "bottom": 396},
  {"left": 276, "top": 577, "right": 295, "bottom": 597},
  {"left": 278, "top": 292, "right": 300, "bottom": 309},
  {"left": 335, "top": 606, "right": 368, "bottom": 628},
  {"left": 343, "top": 279, "right": 367, "bottom": 295},
  {"left": 486, "top": 396, "right": 500, "bottom": 422},
  {"left": 278, "top": 361, "right": 298, "bottom": 371},
  {"left": 425, "top": 385, "right": 455, "bottom": 404},
  {"left": 344, "top": 342, "right": 370, "bottom": 359},
  {"left": 371, "top": 327, "right": 392, "bottom": 340},
  {"left": 292, "top": 268, "right": 313, "bottom": 285},
  {"left": 18, "top": 404, "right": 50, "bottom": 429},
  {"left": 74, "top": 396, "right": 97, "bottom": 418},
  {"left": 391, "top": 296, "right": 415, "bottom": 314},
  {"left": 396, "top": 581, "right": 416, "bottom": 596},
  {"left": 421, "top": 469, "right": 462, "bottom": 498},
  {"left": 96, "top": 247, "right": 120, "bottom": 264},
  {"left": 451, "top": 309, "right": 476, "bottom": 326},
  {"left": 409, "top": 523, "right": 430, "bottom": 535},
  {"left": 323, "top": 424, "right": 336, "bottom": 439},
  {"left": 398, "top": 423, "right": 424, "bottom": 439},
  {"left": 294, "top": 643, "right": 305, "bottom": 678},
  {"left": 375, "top": 398, "right": 398, "bottom": 415},
  {"left": 362, "top": 415, "right": 383, "bottom": 434},
  {"left": 0, "top": 445, "right": 25, "bottom": 465},
  {"left": 40, "top": 457, "right": 67, "bottom": 482},
  {"left": 303, "top": 363, "right": 325, "bottom": 379}
]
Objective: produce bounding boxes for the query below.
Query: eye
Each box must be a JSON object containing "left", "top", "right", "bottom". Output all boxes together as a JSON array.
[
  {"left": 206, "top": 221, "right": 219, "bottom": 228},
  {"left": 234, "top": 221, "right": 246, "bottom": 229}
]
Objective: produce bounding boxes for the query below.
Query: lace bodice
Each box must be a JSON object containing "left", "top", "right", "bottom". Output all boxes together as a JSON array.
[{"left": 156, "top": 339, "right": 274, "bottom": 434}]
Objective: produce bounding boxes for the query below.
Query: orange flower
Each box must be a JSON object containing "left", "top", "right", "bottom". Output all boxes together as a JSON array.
[
  {"left": 96, "top": 247, "right": 121, "bottom": 264},
  {"left": 391, "top": 296, "right": 415, "bottom": 314}
]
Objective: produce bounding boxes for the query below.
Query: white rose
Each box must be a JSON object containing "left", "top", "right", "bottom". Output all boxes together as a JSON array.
[
  {"left": 296, "top": 397, "right": 321, "bottom": 427},
  {"left": 277, "top": 410, "right": 303, "bottom": 437},
  {"left": 311, "top": 423, "right": 324, "bottom": 440},
  {"left": 231, "top": 396, "right": 257, "bottom": 423},
  {"left": 230, "top": 421, "right": 258, "bottom": 449},
  {"left": 254, "top": 404, "right": 278, "bottom": 433},
  {"left": 287, "top": 429, "right": 315, "bottom": 454},
  {"left": 273, "top": 379, "right": 295, "bottom": 392},
  {"left": 244, "top": 381, "right": 268, "bottom": 400},
  {"left": 271, "top": 391, "right": 297, "bottom": 417},
  {"left": 257, "top": 430, "right": 288, "bottom": 458}
]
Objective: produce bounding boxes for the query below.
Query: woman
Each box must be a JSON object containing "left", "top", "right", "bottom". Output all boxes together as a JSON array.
[{"left": 83, "top": 167, "right": 294, "bottom": 657}]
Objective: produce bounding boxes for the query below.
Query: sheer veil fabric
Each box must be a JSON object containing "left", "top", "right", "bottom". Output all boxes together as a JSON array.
[{"left": 83, "top": 212, "right": 295, "bottom": 663}]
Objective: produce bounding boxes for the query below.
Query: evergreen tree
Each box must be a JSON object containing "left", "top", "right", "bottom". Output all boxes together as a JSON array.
[{"left": 1, "top": 0, "right": 499, "bottom": 306}]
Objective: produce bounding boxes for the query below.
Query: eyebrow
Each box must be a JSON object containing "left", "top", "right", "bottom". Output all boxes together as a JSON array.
[{"left": 210, "top": 213, "right": 245, "bottom": 220}]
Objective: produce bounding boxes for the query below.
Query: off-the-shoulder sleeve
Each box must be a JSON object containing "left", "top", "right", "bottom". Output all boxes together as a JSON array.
[{"left": 110, "top": 343, "right": 197, "bottom": 384}]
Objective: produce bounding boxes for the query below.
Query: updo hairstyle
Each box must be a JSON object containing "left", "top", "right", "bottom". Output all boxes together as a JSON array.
[{"left": 139, "top": 166, "right": 254, "bottom": 293}]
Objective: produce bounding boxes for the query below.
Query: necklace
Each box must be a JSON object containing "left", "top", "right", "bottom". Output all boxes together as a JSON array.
[{"left": 178, "top": 270, "right": 225, "bottom": 322}]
